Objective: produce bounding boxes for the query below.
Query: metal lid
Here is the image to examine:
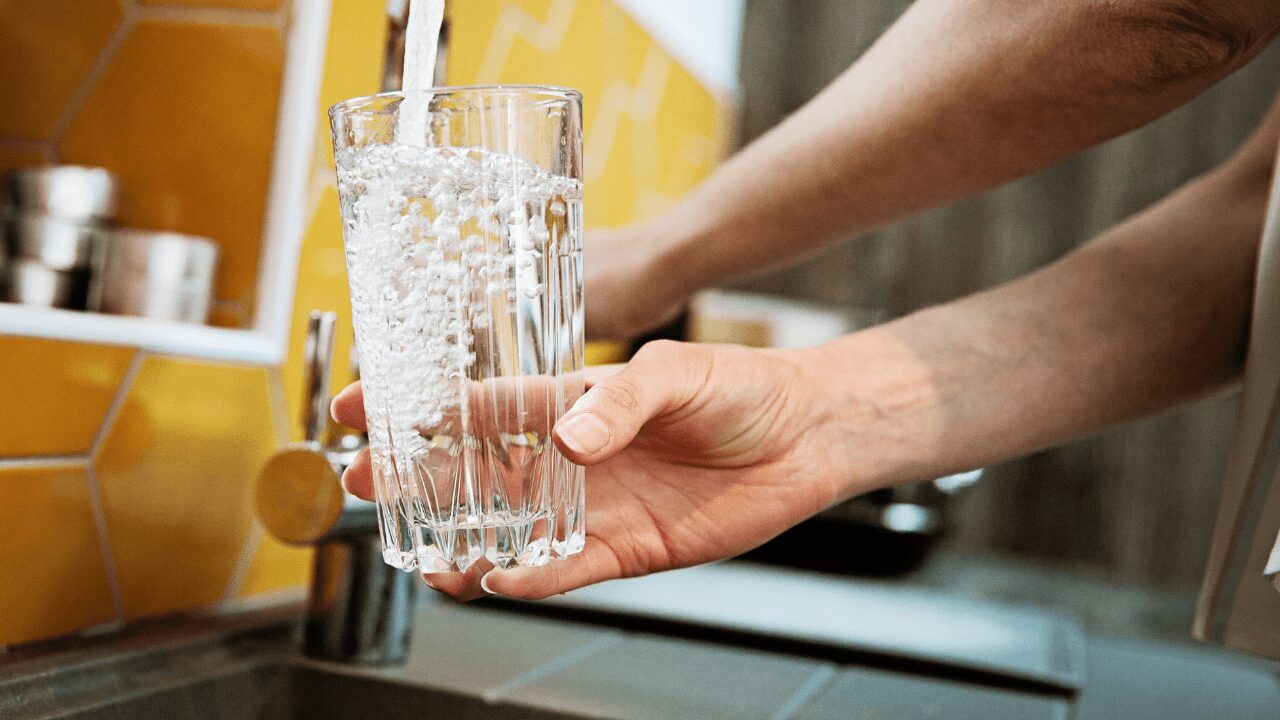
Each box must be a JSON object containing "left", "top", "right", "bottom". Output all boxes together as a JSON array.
[
  {"left": 5, "top": 165, "right": 119, "bottom": 222},
  {"left": 102, "top": 228, "right": 219, "bottom": 282}
]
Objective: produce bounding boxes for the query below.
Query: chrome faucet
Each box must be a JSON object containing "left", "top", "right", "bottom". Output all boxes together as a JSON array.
[{"left": 256, "top": 311, "right": 417, "bottom": 663}]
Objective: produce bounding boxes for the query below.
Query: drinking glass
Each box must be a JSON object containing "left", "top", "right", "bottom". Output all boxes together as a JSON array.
[{"left": 329, "top": 86, "right": 585, "bottom": 573}]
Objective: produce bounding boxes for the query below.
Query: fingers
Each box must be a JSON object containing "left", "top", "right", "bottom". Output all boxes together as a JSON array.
[
  {"left": 331, "top": 366, "right": 620, "bottom": 438},
  {"left": 422, "top": 557, "right": 493, "bottom": 602},
  {"left": 553, "top": 340, "right": 701, "bottom": 465},
  {"left": 341, "top": 447, "right": 374, "bottom": 500},
  {"left": 331, "top": 381, "right": 366, "bottom": 431},
  {"left": 478, "top": 541, "right": 624, "bottom": 600},
  {"left": 335, "top": 365, "right": 623, "bottom": 502}
]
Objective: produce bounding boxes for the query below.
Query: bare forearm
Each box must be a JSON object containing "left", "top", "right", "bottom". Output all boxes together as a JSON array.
[
  {"left": 810, "top": 106, "right": 1277, "bottom": 495},
  {"left": 654, "top": 0, "right": 1277, "bottom": 297}
]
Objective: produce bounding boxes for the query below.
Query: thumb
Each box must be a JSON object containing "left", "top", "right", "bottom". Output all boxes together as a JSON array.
[{"left": 553, "top": 340, "right": 699, "bottom": 464}]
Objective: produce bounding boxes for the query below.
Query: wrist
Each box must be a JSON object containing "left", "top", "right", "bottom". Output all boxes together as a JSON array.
[
  {"left": 791, "top": 326, "right": 940, "bottom": 501},
  {"left": 645, "top": 203, "right": 727, "bottom": 303}
]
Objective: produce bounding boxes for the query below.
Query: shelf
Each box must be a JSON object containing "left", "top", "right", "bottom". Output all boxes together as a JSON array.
[
  {"left": 0, "top": 2, "right": 331, "bottom": 368},
  {"left": 0, "top": 304, "right": 280, "bottom": 365}
]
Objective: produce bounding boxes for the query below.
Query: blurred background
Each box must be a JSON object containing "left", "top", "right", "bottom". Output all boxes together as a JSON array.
[
  {"left": 2, "top": 0, "right": 1279, "bottom": 656},
  {"left": 726, "top": 0, "right": 1280, "bottom": 641}
]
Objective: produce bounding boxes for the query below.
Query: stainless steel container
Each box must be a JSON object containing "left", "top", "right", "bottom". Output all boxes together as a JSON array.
[
  {"left": 5, "top": 165, "right": 119, "bottom": 222},
  {"left": 4, "top": 258, "right": 91, "bottom": 309},
  {"left": 3, "top": 211, "right": 105, "bottom": 271},
  {"left": 91, "top": 229, "right": 219, "bottom": 323}
]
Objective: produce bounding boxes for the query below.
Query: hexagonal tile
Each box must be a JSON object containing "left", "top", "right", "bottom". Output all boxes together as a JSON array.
[
  {"left": 0, "top": 337, "right": 135, "bottom": 457},
  {"left": 59, "top": 20, "right": 284, "bottom": 320},
  {"left": 0, "top": 0, "right": 123, "bottom": 140},
  {"left": 95, "top": 356, "right": 279, "bottom": 619},
  {"left": 0, "top": 463, "right": 118, "bottom": 647},
  {"left": 138, "top": 0, "right": 280, "bottom": 8},
  {"left": 236, "top": 533, "right": 312, "bottom": 598}
]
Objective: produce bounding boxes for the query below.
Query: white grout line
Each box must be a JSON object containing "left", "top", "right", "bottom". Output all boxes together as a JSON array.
[
  {"left": 84, "top": 463, "right": 127, "bottom": 622},
  {"left": 482, "top": 631, "right": 626, "bottom": 702},
  {"left": 49, "top": 5, "right": 138, "bottom": 145},
  {"left": 0, "top": 454, "right": 86, "bottom": 469},
  {"left": 226, "top": 367, "right": 291, "bottom": 600},
  {"left": 76, "top": 351, "right": 145, "bottom": 621},
  {"left": 222, "top": 519, "right": 266, "bottom": 601},
  {"left": 136, "top": 4, "right": 286, "bottom": 29},
  {"left": 771, "top": 663, "right": 838, "bottom": 720},
  {"left": 89, "top": 351, "right": 145, "bottom": 460}
]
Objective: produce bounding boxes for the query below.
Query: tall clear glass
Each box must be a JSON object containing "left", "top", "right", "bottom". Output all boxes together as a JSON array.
[{"left": 329, "top": 87, "right": 585, "bottom": 574}]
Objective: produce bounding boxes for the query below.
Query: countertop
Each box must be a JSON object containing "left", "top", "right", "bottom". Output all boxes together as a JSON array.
[{"left": 2, "top": 562, "right": 1278, "bottom": 719}]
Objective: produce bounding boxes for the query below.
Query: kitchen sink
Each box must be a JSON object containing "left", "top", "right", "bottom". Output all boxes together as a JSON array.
[
  {"left": 0, "top": 605, "right": 590, "bottom": 720},
  {"left": 48, "top": 661, "right": 588, "bottom": 720},
  {"left": 4, "top": 564, "right": 1278, "bottom": 719}
]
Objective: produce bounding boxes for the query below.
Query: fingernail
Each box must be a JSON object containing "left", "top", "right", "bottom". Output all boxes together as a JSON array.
[
  {"left": 421, "top": 574, "right": 438, "bottom": 590},
  {"left": 557, "top": 413, "right": 611, "bottom": 455},
  {"left": 479, "top": 571, "right": 499, "bottom": 596}
]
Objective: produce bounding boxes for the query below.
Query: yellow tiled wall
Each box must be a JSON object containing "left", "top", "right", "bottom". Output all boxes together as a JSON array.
[
  {"left": 0, "top": 0, "right": 381, "bottom": 650},
  {"left": 0, "top": 0, "right": 731, "bottom": 650}
]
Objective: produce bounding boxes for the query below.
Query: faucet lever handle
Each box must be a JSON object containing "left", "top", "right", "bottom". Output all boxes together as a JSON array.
[{"left": 303, "top": 310, "right": 338, "bottom": 444}]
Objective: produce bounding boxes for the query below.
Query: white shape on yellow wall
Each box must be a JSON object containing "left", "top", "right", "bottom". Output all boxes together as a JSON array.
[
  {"left": 611, "top": 0, "right": 744, "bottom": 96},
  {"left": 475, "top": 0, "right": 578, "bottom": 84}
]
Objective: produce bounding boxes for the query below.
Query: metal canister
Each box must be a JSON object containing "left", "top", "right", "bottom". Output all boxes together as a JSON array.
[
  {"left": 4, "top": 165, "right": 119, "bottom": 222},
  {"left": 1, "top": 213, "right": 105, "bottom": 309},
  {"left": 1, "top": 165, "right": 118, "bottom": 309},
  {"left": 91, "top": 229, "right": 219, "bottom": 323},
  {"left": 5, "top": 258, "right": 91, "bottom": 309},
  {"left": 4, "top": 211, "right": 105, "bottom": 271}
]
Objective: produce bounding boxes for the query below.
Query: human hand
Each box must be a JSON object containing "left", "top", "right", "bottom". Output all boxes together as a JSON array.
[
  {"left": 585, "top": 226, "right": 687, "bottom": 341},
  {"left": 331, "top": 340, "right": 850, "bottom": 600}
]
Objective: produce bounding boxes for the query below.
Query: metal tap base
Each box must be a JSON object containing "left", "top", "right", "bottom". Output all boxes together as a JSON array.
[{"left": 304, "top": 534, "right": 418, "bottom": 664}]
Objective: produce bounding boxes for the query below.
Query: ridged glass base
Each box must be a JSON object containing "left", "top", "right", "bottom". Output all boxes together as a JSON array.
[{"left": 376, "top": 460, "right": 586, "bottom": 574}]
